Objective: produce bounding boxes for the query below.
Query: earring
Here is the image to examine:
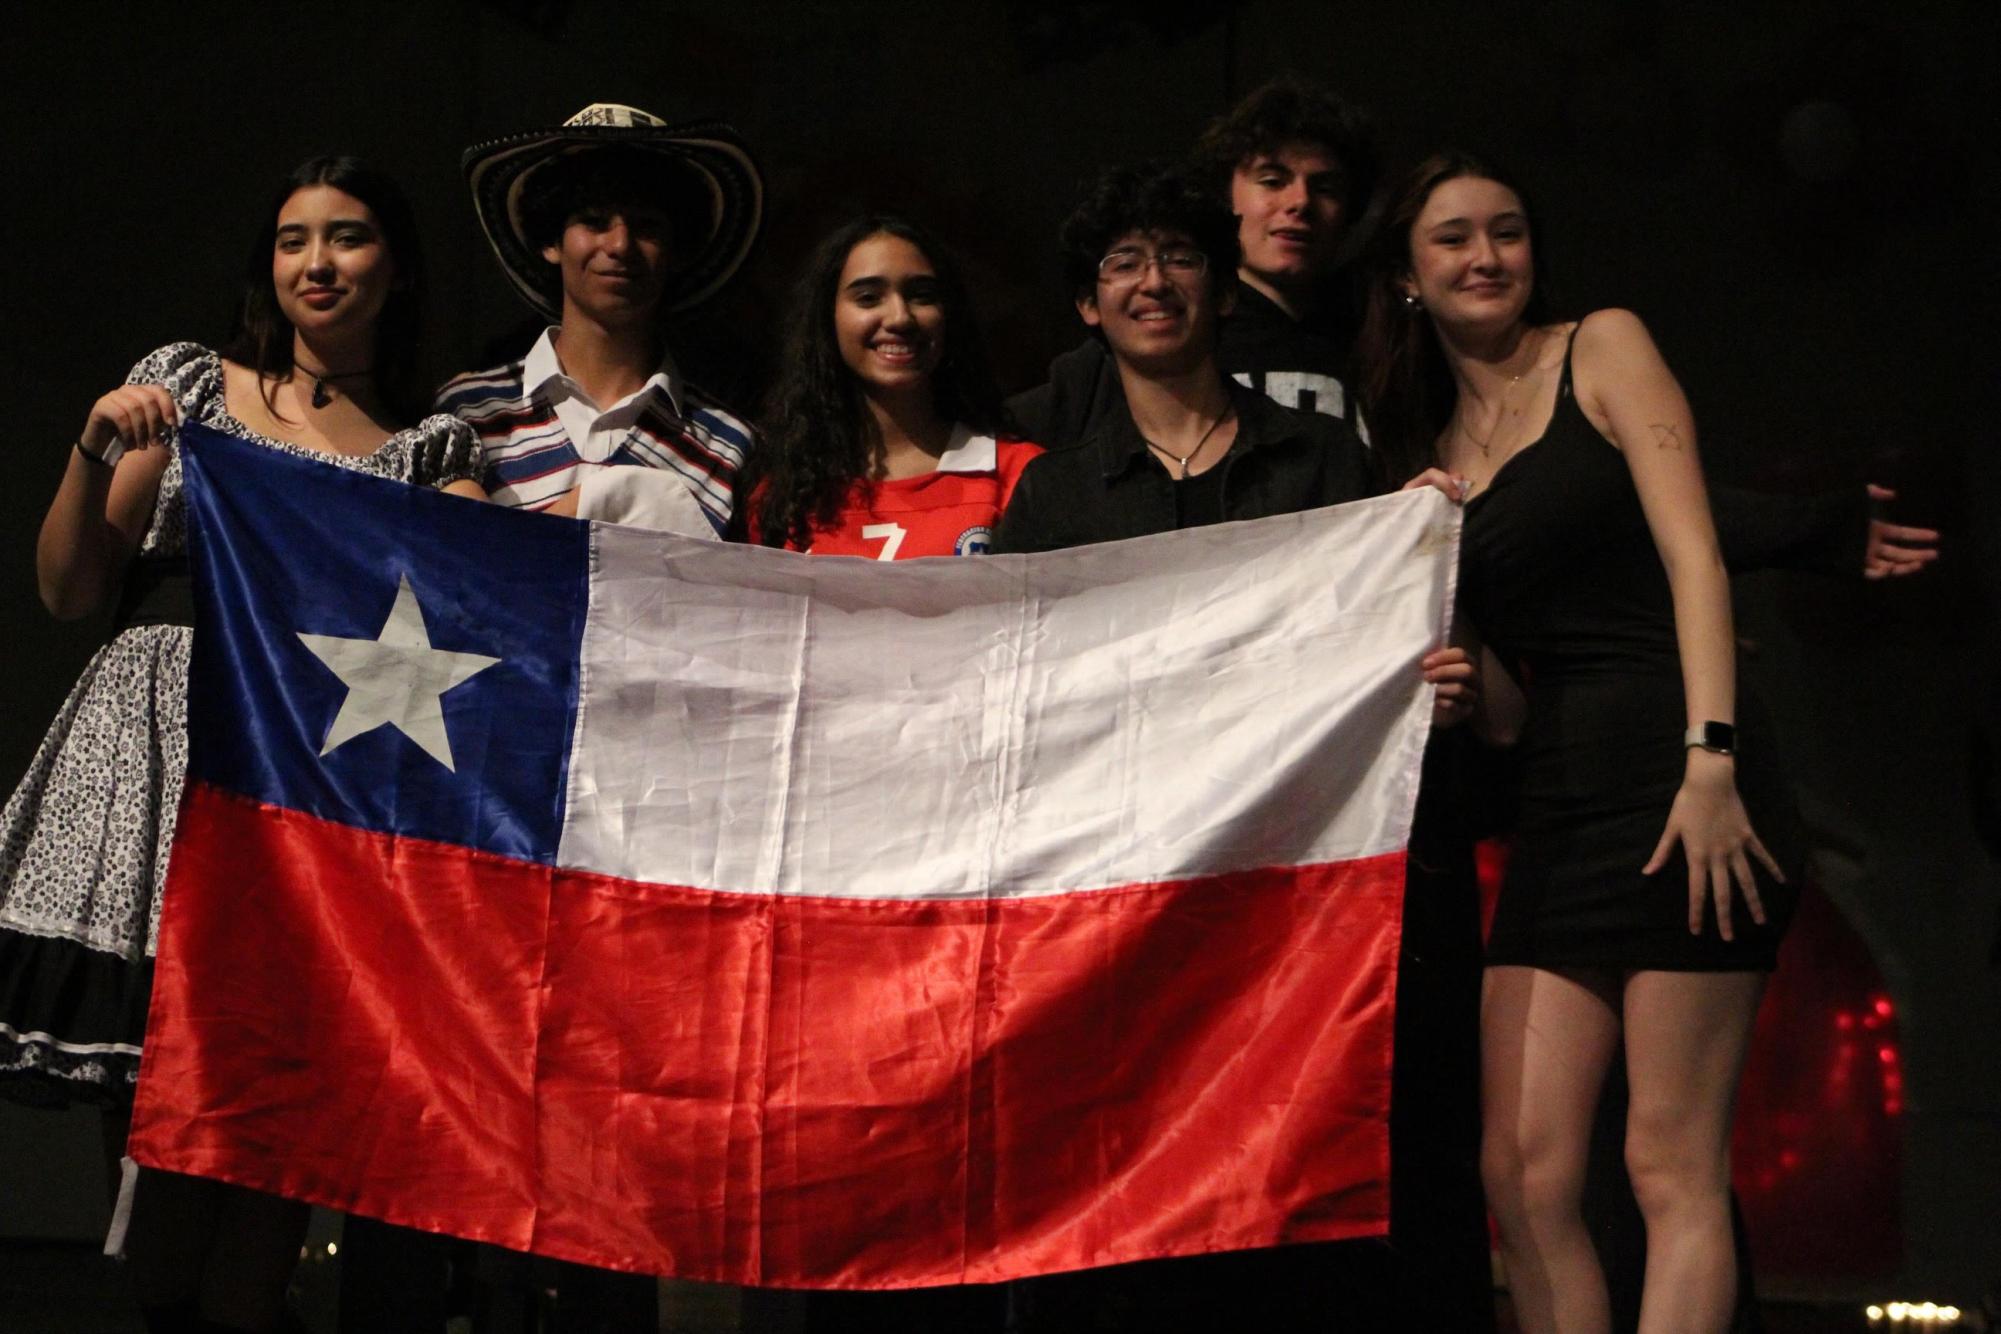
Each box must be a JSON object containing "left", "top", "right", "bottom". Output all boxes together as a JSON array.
[{"left": 1401, "top": 292, "right": 1421, "bottom": 311}]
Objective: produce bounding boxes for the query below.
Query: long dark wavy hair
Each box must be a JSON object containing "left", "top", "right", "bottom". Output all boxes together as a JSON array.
[
  {"left": 746, "top": 215, "right": 1010, "bottom": 550},
  {"left": 219, "top": 155, "right": 430, "bottom": 426},
  {"left": 1355, "top": 150, "right": 1557, "bottom": 485}
]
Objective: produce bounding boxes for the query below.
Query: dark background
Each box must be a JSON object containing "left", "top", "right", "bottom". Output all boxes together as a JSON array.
[{"left": 1, "top": 0, "right": 1995, "bottom": 1309}]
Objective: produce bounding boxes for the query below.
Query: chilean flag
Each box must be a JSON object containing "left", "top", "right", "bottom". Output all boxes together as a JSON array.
[{"left": 129, "top": 425, "right": 1458, "bottom": 1289}]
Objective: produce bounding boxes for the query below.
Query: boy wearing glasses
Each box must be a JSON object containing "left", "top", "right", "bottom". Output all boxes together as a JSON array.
[
  {"left": 993, "top": 164, "right": 1379, "bottom": 551},
  {"left": 994, "top": 164, "right": 1473, "bottom": 1332}
]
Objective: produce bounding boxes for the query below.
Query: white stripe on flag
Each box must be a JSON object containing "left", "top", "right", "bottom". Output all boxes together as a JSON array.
[{"left": 558, "top": 489, "right": 1458, "bottom": 900}]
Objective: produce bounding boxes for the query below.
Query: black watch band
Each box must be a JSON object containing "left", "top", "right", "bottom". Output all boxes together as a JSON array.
[{"left": 76, "top": 438, "right": 125, "bottom": 468}]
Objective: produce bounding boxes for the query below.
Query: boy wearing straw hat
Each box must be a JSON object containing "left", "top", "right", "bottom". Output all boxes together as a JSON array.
[
  {"left": 438, "top": 102, "right": 763, "bottom": 537},
  {"left": 340, "top": 106, "right": 765, "bottom": 1332}
]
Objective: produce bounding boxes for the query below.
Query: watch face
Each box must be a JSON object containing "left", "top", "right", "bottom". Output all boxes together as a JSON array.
[{"left": 1690, "top": 722, "right": 1736, "bottom": 753}]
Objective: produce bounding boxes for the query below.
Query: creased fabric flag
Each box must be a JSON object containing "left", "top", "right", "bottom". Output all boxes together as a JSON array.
[{"left": 129, "top": 424, "right": 1459, "bottom": 1289}]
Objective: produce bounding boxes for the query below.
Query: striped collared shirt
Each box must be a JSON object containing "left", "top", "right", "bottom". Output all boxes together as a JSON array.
[{"left": 436, "top": 329, "right": 751, "bottom": 534}]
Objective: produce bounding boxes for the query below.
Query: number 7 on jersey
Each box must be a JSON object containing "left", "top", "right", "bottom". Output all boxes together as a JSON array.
[{"left": 861, "top": 522, "right": 906, "bottom": 561}]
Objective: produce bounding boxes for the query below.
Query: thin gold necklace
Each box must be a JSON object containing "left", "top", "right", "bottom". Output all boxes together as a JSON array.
[
  {"left": 1456, "top": 331, "right": 1546, "bottom": 459},
  {"left": 1147, "top": 406, "right": 1233, "bottom": 479}
]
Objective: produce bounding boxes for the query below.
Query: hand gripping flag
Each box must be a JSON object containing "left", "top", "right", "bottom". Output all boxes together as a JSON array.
[{"left": 130, "top": 424, "right": 1459, "bottom": 1289}]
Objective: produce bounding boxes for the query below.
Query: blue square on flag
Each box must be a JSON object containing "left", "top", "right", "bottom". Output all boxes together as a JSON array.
[{"left": 179, "top": 425, "right": 587, "bottom": 862}]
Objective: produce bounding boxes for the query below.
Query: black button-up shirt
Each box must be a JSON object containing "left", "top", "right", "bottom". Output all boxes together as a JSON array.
[{"left": 993, "top": 380, "right": 1381, "bottom": 553}]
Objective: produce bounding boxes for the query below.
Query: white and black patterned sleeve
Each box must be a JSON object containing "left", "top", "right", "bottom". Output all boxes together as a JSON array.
[
  {"left": 408, "top": 413, "right": 485, "bottom": 490},
  {"left": 124, "top": 342, "right": 223, "bottom": 421}
]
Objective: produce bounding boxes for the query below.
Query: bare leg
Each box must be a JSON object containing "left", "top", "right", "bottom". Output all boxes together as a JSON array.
[
  {"left": 1481, "top": 964, "right": 1622, "bottom": 1334},
  {"left": 1621, "top": 970, "right": 1764, "bottom": 1334}
]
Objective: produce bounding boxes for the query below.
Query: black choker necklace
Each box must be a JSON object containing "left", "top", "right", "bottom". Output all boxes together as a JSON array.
[{"left": 298, "top": 365, "right": 373, "bottom": 408}]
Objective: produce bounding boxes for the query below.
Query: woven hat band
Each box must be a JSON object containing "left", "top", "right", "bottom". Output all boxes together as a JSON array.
[{"left": 562, "top": 103, "right": 669, "bottom": 130}]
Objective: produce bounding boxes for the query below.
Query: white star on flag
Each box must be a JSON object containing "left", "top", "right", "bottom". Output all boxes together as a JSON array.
[{"left": 297, "top": 574, "right": 501, "bottom": 772}]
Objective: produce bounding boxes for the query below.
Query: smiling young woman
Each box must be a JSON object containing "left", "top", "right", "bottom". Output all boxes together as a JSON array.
[
  {"left": 1359, "top": 151, "right": 1806, "bottom": 1334},
  {"left": 0, "top": 154, "right": 485, "bottom": 1333},
  {"left": 729, "top": 214, "right": 1037, "bottom": 1334},
  {"left": 221, "top": 181, "right": 407, "bottom": 452},
  {"left": 831, "top": 229, "right": 948, "bottom": 399},
  {"left": 272, "top": 186, "right": 396, "bottom": 352},
  {"left": 739, "top": 214, "right": 1038, "bottom": 559}
]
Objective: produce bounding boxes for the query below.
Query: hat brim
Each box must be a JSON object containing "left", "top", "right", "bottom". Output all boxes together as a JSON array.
[{"left": 463, "top": 119, "right": 763, "bottom": 320}]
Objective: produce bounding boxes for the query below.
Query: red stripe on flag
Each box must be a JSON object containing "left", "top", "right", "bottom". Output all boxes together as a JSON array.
[{"left": 132, "top": 783, "right": 1403, "bottom": 1288}]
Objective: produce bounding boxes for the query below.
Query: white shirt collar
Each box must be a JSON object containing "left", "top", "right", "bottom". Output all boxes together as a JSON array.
[
  {"left": 521, "top": 327, "right": 565, "bottom": 397},
  {"left": 523, "top": 327, "right": 683, "bottom": 417},
  {"left": 932, "top": 423, "right": 998, "bottom": 474}
]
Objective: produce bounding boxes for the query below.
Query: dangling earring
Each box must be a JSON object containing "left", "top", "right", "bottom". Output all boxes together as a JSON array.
[{"left": 1401, "top": 291, "right": 1422, "bottom": 312}]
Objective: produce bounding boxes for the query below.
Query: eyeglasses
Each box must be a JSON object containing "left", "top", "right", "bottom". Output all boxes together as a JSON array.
[{"left": 1097, "top": 247, "right": 1208, "bottom": 285}]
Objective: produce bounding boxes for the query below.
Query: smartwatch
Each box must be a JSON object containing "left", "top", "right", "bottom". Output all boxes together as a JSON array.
[{"left": 1684, "top": 721, "right": 1736, "bottom": 755}]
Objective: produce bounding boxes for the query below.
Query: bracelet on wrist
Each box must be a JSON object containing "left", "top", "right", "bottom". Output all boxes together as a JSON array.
[{"left": 75, "top": 437, "right": 124, "bottom": 469}]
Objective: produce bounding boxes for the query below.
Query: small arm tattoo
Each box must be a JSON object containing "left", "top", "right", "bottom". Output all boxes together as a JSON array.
[{"left": 1649, "top": 423, "right": 1684, "bottom": 451}]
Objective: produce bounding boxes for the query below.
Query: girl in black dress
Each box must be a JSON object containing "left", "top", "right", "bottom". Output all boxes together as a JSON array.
[{"left": 1357, "top": 152, "right": 1802, "bottom": 1333}]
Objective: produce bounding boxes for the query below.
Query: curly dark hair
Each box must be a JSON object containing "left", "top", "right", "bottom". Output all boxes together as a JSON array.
[
  {"left": 1189, "top": 75, "right": 1380, "bottom": 218},
  {"left": 219, "top": 155, "right": 431, "bottom": 426},
  {"left": 746, "top": 216, "right": 1011, "bottom": 550},
  {"left": 1354, "top": 150, "right": 1558, "bottom": 485},
  {"left": 1059, "top": 162, "right": 1241, "bottom": 306}
]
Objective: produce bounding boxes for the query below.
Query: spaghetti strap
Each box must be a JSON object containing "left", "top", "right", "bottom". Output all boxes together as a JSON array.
[{"left": 1555, "top": 318, "right": 1586, "bottom": 401}]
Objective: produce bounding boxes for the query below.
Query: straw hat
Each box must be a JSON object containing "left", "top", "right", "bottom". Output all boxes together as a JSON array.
[{"left": 462, "top": 102, "right": 763, "bottom": 319}]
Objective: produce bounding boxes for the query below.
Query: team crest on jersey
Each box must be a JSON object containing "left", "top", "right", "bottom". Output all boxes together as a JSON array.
[{"left": 954, "top": 525, "right": 994, "bottom": 556}]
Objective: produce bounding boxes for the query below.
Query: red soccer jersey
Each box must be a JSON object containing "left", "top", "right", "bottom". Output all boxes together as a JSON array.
[{"left": 752, "top": 429, "right": 1043, "bottom": 559}]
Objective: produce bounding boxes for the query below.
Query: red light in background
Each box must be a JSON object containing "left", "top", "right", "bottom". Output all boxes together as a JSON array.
[{"left": 1734, "top": 884, "right": 1903, "bottom": 1281}]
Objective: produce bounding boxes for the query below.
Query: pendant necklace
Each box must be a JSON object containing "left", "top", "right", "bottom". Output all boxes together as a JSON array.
[
  {"left": 1147, "top": 406, "right": 1233, "bottom": 479},
  {"left": 297, "top": 364, "right": 374, "bottom": 409}
]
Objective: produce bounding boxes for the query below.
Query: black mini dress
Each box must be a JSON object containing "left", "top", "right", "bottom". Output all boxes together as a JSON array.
[{"left": 1462, "top": 324, "right": 1803, "bottom": 972}]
